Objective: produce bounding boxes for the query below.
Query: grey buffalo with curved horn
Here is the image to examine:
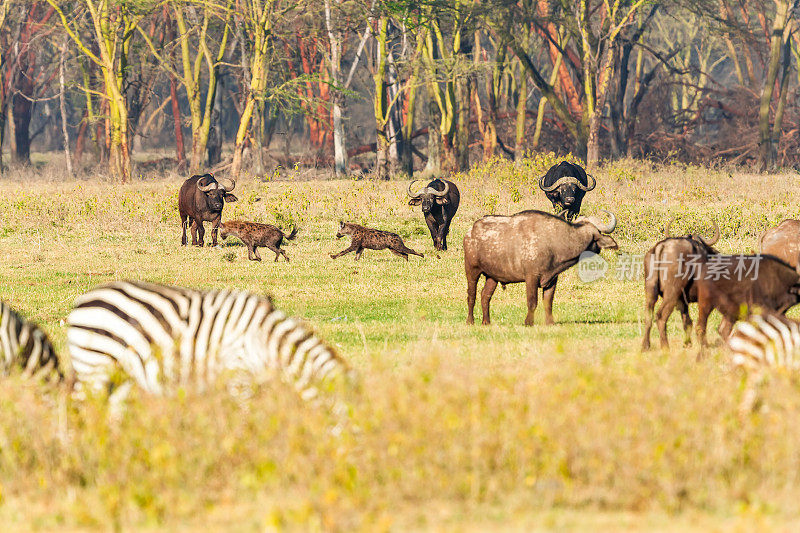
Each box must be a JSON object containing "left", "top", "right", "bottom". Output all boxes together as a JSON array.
[
  {"left": 538, "top": 161, "right": 596, "bottom": 220},
  {"left": 407, "top": 178, "right": 460, "bottom": 251},
  {"left": 178, "top": 173, "right": 238, "bottom": 247},
  {"left": 464, "top": 209, "right": 618, "bottom": 326},
  {"left": 641, "top": 219, "right": 720, "bottom": 350}
]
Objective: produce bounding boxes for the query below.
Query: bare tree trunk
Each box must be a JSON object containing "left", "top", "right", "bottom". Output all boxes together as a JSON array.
[
  {"left": 324, "top": 0, "right": 347, "bottom": 176},
  {"left": 758, "top": 0, "right": 794, "bottom": 171},
  {"left": 59, "top": 37, "right": 73, "bottom": 176},
  {"left": 514, "top": 67, "right": 527, "bottom": 160},
  {"left": 455, "top": 76, "right": 470, "bottom": 171},
  {"left": 170, "top": 74, "right": 186, "bottom": 168},
  {"left": 424, "top": 93, "right": 441, "bottom": 174},
  {"left": 206, "top": 76, "right": 223, "bottom": 167}
]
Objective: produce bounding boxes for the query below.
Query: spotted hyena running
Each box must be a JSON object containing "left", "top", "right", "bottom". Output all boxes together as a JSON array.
[
  {"left": 331, "top": 221, "right": 423, "bottom": 261},
  {"left": 219, "top": 220, "right": 298, "bottom": 261}
]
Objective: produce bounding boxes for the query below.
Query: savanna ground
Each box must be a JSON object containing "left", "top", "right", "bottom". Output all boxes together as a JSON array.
[{"left": 2, "top": 154, "right": 800, "bottom": 531}]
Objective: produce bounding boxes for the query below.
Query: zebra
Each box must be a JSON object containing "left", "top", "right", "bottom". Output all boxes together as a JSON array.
[
  {"left": 727, "top": 311, "right": 800, "bottom": 414},
  {"left": 0, "top": 301, "right": 63, "bottom": 381},
  {"left": 66, "top": 280, "right": 352, "bottom": 403},
  {"left": 728, "top": 312, "right": 800, "bottom": 371}
]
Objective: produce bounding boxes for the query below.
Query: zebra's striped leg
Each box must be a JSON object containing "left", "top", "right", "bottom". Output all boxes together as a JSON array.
[{"left": 107, "top": 381, "right": 134, "bottom": 423}]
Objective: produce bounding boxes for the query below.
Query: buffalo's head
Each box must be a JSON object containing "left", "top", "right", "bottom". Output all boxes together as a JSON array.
[
  {"left": 407, "top": 179, "right": 450, "bottom": 216},
  {"left": 196, "top": 174, "right": 237, "bottom": 212},
  {"left": 538, "top": 162, "right": 596, "bottom": 220},
  {"left": 575, "top": 210, "right": 619, "bottom": 252}
]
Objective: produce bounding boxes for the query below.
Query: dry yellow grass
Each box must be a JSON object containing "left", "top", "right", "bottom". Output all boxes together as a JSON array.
[{"left": 1, "top": 155, "right": 800, "bottom": 530}]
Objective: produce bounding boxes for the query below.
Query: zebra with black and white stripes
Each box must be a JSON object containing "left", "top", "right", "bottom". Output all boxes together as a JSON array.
[
  {"left": 67, "top": 281, "right": 352, "bottom": 402},
  {"left": 728, "top": 312, "right": 800, "bottom": 371},
  {"left": 727, "top": 311, "right": 800, "bottom": 414},
  {"left": 0, "top": 301, "right": 63, "bottom": 381}
]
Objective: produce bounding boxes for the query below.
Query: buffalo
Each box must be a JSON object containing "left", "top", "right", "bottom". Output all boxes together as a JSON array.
[
  {"left": 760, "top": 219, "right": 800, "bottom": 268},
  {"left": 464, "top": 210, "right": 618, "bottom": 326},
  {"left": 641, "top": 220, "right": 720, "bottom": 350},
  {"left": 538, "top": 161, "right": 596, "bottom": 220},
  {"left": 178, "top": 173, "right": 237, "bottom": 247},
  {"left": 695, "top": 253, "right": 800, "bottom": 351},
  {"left": 407, "top": 178, "right": 460, "bottom": 251}
]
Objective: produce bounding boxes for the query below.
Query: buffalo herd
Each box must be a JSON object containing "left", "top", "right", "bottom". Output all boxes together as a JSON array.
[{"left": 178, "top": 163, "right": 800, "bottom": 354}]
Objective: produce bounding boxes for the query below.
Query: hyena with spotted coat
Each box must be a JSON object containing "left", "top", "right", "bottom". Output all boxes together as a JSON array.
[
  {"left": 331, "top": 221, "right": 423, "bottom": 261},
  {"left": 220, "top": 220, "right": 298, "bottom": 261}
]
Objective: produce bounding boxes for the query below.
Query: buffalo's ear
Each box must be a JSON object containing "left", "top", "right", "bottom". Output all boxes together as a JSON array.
[
  {"left": 435, "top": 197, "right": 450, "bottom": 205},
  {"left": 596, "top": 234, "right": 619, "bottom": 250},
  {"left": 224, "top": 193, "right": 238, "bottom": 203},
  {"left": 408, "top": 198, "right": 422, "bottom": 206}
]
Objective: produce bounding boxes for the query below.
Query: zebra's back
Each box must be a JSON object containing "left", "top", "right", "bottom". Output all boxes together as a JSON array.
[
  {"left": 0, "top": 301, "right": 62, "bottom": 380},
  {"left": 67, "top": 280, "right": 349, "bottom": 399},
  {"left": 728, "top": 312, "right": 800, "bottom": 371}
]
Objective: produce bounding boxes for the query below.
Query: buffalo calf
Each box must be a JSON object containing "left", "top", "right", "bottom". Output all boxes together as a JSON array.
[
  {"left": 331, "top": 221, "right": 423, "bottom": 261},
  {"left": 220, "top": 220, "right": 298, "bottom": 262}
]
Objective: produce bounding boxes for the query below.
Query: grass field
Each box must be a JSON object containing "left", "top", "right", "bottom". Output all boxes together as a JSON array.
[{"left": 2, "top": 155, "right": 800, "bottom": 530}]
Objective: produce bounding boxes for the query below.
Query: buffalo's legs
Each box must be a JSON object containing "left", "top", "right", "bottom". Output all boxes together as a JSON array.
[
  {"left": 641, "top": 286, "right": 658, "bottom": 351},
  {"left": 542, "top": 277, "right": 557, "bottom": 325},
  {"left": 180, "top": 215, "right": 189, "bottom": 246},
  {"left": 190, "top": 220, "right": 203, "bottom": 246},
  {"left": 524, "top": 278, "right": 540, "bottom": 326},
  {"left": 655, "top": 293, "right": 680, "bottom": 349},
  {"left": 677, "top": 296, "right": 693, "bottom": 346},
  {"left": 465, "top": 267, "right": 481, "bottom": 325},
  {"left": 480, "top": 278, "right": 498, "bottom": 325}
]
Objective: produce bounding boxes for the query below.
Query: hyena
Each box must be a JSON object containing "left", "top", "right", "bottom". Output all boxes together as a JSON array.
[
  {"left": 331, "top": 221, "right": 423, "bottom": 261},
  {"left": 220, "top": 220, "right": 298, "bottom": 261}
]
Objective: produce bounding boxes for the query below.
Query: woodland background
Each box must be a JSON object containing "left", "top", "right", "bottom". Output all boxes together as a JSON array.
[{"left": 4, "top": 0, "right": 800, "bottom": 181}]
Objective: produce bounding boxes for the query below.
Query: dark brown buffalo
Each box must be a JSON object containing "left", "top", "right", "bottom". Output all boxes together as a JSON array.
[
  {"left": 407, "top": 178, "right": 460, "bottom": 251},
  {"left": 331, "top": 221, "right": 423, "bottom": 260},
  {"left": 695, "top": 254, "right": 800, "bottom": 350},
  {"left": 760, "top": 219, "right": 800, "bottom": 268},
  {"left": 464, "top": 210, "right": 618, "bottom": 326},
  {"left": 538, "top": 161, "right": 596, "bottom": 220},
  {"left": 641, "top": 220, "right": 720, "bottom": 350},
  {"left": 220, "top": 220, "right": 298, "bottom": 262},
  {"left": 178, "top": 173, "right": 237, "bottom": 247}
]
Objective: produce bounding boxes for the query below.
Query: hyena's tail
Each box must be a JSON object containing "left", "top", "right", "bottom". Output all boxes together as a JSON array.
[{"left": 285, "top": 226, "right": 299, "bottom": 240}]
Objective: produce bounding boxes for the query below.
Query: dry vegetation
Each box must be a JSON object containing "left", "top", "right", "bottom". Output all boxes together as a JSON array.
[{"left": 2, "top": 156, "right": 800, "bottom": 530}]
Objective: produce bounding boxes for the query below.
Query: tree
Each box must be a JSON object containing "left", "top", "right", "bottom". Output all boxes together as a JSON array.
[{"left": 49, "top": 0, "right": 154, "bottom": 182}]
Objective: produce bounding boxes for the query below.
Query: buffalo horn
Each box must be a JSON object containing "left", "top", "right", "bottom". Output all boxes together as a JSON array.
[
  {"left": 197, "top": 178, "right": 217, "bottom": 192},
  {"left": 584, "top": 210, "right": 617, "bottom": 234},
  {"left": 576, "top": 173, "right": 596, "bottom": 191},
  {"left": 539, "top": 175, "right": 581, "bottom": 192},
  {"left": 698, "top": 221, "right": 719, "bottom": 246},
  {"left": 218, "top": 177, "right": 235, "bottom": 192},
  {"left": 663, "top": 218, "right": 676, "bottom": 239},
  {"left": 407, "top": 179, "right": 425, "bottom": 198},
  {"left": 430, "top": 180, "right": 449, "bottom": 197}
]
